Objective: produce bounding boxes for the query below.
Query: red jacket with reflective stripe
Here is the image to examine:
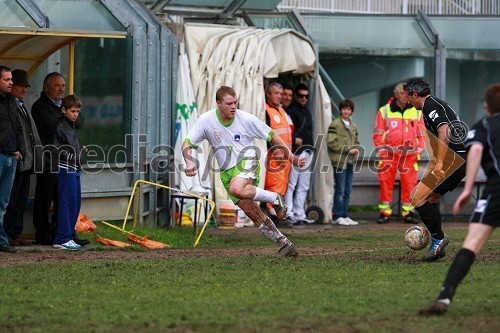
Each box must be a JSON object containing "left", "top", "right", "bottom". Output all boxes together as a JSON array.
[{"left": 372, "top": 102, "right": 425, "bottom": 153}]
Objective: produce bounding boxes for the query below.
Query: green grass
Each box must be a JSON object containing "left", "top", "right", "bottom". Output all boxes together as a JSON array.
[{"left": 0, "top": 223, "right": 499, "bottom": 333}]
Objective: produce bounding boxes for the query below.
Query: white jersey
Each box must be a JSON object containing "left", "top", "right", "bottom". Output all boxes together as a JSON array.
[{"left": 185, "top": 108, "right": 273, "bottom": 170}]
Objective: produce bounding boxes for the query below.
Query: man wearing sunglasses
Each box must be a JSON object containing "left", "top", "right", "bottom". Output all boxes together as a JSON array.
[{"left": 284, "top": 83, "right": 315, "bottom": 225}]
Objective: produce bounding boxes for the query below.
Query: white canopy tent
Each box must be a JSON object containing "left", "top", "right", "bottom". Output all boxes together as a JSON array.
[
  {"left": 183, "top": 23, "right": 334, "bottom": 221},
  {"left": 174, "top": 43, "right": 211, "bottom": 193}
]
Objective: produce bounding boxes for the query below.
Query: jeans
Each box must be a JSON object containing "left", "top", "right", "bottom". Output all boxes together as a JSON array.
[
  {"left": 0, "top": 154, "right": 18, "bottom": 246},
  {"left": 332, "top": 164, "right": 354, "bottom": 219},
  {"left": 4, "top": 170, "right": 31, "bottom": 239},
  {"left": 54, "top": 168, "right": 81, "bottom": 245}
]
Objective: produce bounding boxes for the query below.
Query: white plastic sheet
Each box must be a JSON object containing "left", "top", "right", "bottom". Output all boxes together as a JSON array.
[
  {"left": 183, "top": 24, "right": 333, "bottom": 219},
  {"left": 174, "top": 43, "right": 211, "bottom": 194}
]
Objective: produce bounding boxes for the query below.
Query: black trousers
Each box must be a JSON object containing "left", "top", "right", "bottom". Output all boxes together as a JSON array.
[
  {"left": 4, "top": 170, "right": 31, "bottom": 239},
  {"left": 33, "top": 172, "right": 58, "bottom": 242}
]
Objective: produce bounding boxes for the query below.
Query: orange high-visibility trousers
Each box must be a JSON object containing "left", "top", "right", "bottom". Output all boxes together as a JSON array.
[{"left": 378, "top": 153, "right": 418, "bottom": 217}]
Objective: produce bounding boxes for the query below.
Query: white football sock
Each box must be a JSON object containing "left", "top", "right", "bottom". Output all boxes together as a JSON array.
[
  {"left": 253, "top": 188, "right": 278, "bottom": 204},
  {"left": 258, "top": 217, "right": 290, "bottom": 247}
]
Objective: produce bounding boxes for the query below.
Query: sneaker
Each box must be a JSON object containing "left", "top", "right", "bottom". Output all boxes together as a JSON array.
[
  {"left": 403, "top": 212, "right": 419, "bottom": 224},
  {"left": 17, "top": 238, "right": 33, "bottom": 246},
  {"left": 69, "top": 240, "right": 81, "bottom": 248},
  {"left": 335, "top": 217, "right": 351, "bottom": 226},
  {"left": 278, "top": 243, "right": 298, "bottom": 257},
  {"left": 272, "top": 194, "right": 287, "bottom": 219},
  {"left": 259, "top": 202, "right": 271, "bottom": 215},
  {"left": 234, "top": 222, "right": 245, "bottom": 228},
  {"left": 53, "top": 241, "right": 81, "bottom": 251},
  {"left": 419, "top": 299, "right": 450, "bottom": 316},
  {"left": 345, "top": 217, "right": 359, "bottom": 225},
  {"left": 73, "top": 235, "right": 90, "bottom": 246},
  {"left": 423, "top": 236, "right": 450, "bottom": 261},
  {"left": 275, "top": 218, "right": 293, "bottom": 228},
  {"left": 297, "top": 217, "right": 315, "bottom": 224},
  {"left": 377, "top": 213, "right": 390, "bottom": 224},
  {"left": 0, "top": 244, "right": 17, "bottom": 253},
  {"left": 8, "top": 238, "right": 20, "bottom": 246}
]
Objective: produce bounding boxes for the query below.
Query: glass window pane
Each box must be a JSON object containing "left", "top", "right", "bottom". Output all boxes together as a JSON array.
[
  {"left": 74, "top": 38, "right": 128, "bottom": 163},
  {"left": 249, "top": 15, "right": 296, "bottom": 29},
  {"left": 0, "top": 2, "right": 37, "bottom": 28},
  {"left": 303, "top": 15, "right": 432, "bottom": 52},
  {"left": 167, "top": 0, "right": 281, "bottom": 10},
  {"left": 431, "top": 17, "right": 500, "bottom": 50},
  {"left": 320, "top": 54, "right": 434, "bottom": 156},
  {"left": 447, "top": 58, "right": 500, "bottom": 127},
  {"left": 37, "top": 0, "right": 124, "bottom": 31}
]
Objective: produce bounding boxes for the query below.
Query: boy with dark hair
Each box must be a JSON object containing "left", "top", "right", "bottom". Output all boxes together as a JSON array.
[
  {"left": 327, "top": 99, "right": 361, "bottom": 225},
  {"left": 419, "top": 84, "right": 500, "bottom": 315},
  {"left": 52, "top": 95, "right": 86, "bottom": 250}
]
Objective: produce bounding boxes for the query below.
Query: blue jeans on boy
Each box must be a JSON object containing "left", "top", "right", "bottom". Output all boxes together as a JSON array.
[
  {"left": 0, "top": 154, "right": 17, "bottom": 246},
  {"left": 54, "top": 168, "right": 81, "bottom": 245},
  {"left": 332, "top": 164, "right": 354, "bottom": 219}
]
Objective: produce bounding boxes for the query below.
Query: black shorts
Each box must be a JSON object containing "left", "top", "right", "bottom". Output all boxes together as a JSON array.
[
  {"left": 421, "top": 152, "right": 466, "bottom": 195},
  {"left": 469, "top": 192, "right": 500, "bottom": 227}
]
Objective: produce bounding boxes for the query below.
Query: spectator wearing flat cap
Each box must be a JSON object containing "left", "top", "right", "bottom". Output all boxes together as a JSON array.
[{"left": 4, "top": 69, "right": 42, "bottom": 246}]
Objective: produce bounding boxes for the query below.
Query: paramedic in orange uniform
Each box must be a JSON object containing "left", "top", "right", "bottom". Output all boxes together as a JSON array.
[
  {"left": 373, "top": 83, "right": 425, "bottom": 224},
  {"left": 263, "top": 82, "right": 293, "bottom": 222}
]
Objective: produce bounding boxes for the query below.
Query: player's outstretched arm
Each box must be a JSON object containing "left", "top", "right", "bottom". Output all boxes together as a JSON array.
[
  {"left": 270, "top": 132, "right": 305, "bottom": 167},
  {"left": 181, "top": 141, "right": 198, "bottom": 177},
  {"left": 452, "top": 144, "right": 483, "bottom": 215}
]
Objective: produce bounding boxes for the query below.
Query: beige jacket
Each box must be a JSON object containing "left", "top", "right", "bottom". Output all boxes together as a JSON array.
[{"left": 327, "top": 117, "right": 361, "bottom": 169}]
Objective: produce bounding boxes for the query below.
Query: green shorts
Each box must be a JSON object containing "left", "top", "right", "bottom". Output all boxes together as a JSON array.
[{"left": 220, "top": 159, "right": 260, "bottom": 204}]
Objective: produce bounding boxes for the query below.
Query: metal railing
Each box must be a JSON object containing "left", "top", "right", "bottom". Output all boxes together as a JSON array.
[{"left": 277, "top": 0, "right": 500, "bottom": 15}]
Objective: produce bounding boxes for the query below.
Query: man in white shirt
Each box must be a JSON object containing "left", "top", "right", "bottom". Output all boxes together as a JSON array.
[{"left": 182, "top": 86, "right": 305, "bottom": 257}]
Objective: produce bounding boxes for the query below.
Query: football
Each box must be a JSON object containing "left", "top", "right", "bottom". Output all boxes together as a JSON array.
[{"left": 405, "top": 226, "right": 430, "bottom": 250}]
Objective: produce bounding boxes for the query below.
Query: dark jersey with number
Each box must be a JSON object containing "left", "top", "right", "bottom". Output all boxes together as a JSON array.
[
  {"left": 422, "top": 95, "right": 466, "bottom": 153},
  {"left": 465, "top": 114, "right": 500, "bottom": 188}
]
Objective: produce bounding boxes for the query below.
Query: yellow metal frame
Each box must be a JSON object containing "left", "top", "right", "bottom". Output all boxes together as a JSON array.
[
  {"left": 0, "top": 27, "right": 127, "bottom": 80},
  {"left": 102, "top": 180, "right": 215, "bottom": 247}
]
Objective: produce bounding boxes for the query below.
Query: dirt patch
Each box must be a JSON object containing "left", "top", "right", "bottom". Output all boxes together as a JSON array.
[{"left": 0, "top": 219, "right": 476, "bottom": 267}]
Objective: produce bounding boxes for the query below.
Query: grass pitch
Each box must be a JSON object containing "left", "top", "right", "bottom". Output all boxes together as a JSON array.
[{"left": 0, "top": 220, "right": 498, "bottom": 333}]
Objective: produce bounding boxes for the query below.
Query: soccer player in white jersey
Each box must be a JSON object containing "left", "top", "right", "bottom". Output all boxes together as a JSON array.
[{"left": 182, "top": 86, "right": 305, "bottom": 257}]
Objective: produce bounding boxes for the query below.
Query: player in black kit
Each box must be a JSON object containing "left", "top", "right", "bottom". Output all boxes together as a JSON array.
[
  {"left": 403, "top": 78, "right": 467, "bottom": 261},
  {"left": 419, "top": 83, "right": 500, "bottom": 315}
]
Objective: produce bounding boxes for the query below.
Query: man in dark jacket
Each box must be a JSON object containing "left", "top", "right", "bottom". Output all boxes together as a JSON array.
[
  {"left": 0, "top": 65, "right": 25, "bottom": 253},
  {"left": 31, "top": 72, "right": 85, "bottom": 245},
  {"left": 4, "top": 70, "right": 41, "bottom": 246}
]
